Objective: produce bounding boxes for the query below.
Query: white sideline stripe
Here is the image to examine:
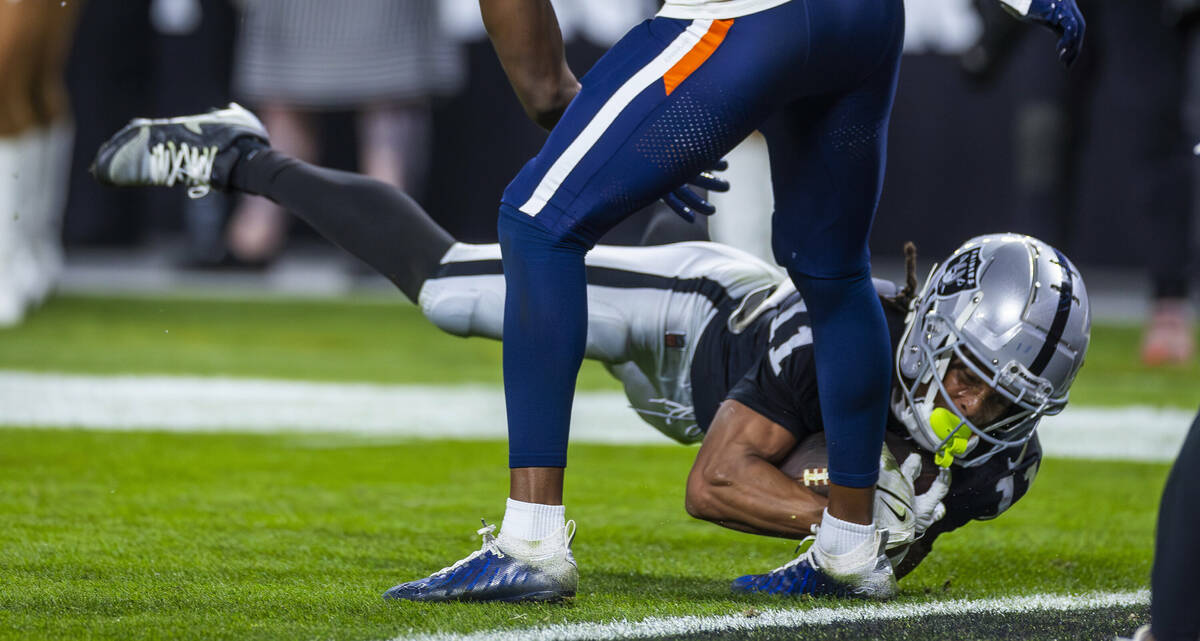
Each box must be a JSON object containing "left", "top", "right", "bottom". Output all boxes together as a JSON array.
[
  {"left": 0, "top": 371, "right": 667, "bottom": 445},
  {"left": 0, "top": 371, "right": 1193, "bottom": 461},
  {"left": 397, "top": 590, "right": 1150, "bottom": 641},
  {"left": 518, "top": 20, "right": 710, "bottom": 216}
]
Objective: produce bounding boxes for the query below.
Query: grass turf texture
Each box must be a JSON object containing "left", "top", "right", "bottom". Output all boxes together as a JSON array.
[
  {"left": 1, "top": 294, "right": 1198, "bottom": 408},
  {"left": 0, "top": 428, "right": 1165, "bottom": 641}
]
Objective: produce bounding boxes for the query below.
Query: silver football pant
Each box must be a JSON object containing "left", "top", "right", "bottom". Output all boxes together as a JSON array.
[{"left": 417, "top": 241, "right": 783, "bottom": 444}]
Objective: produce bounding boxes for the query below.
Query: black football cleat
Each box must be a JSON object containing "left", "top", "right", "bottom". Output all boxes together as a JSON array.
[{"left": 91, "top": 103, "right": 267, "bottom": 198}]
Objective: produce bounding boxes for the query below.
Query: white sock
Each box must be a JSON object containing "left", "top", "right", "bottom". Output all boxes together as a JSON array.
[
  {"left": 815, "top": 508, "right": 875, "bottom": 557},
  {"left": 499, "top": 498, "right": 565, "bottom": 542}
]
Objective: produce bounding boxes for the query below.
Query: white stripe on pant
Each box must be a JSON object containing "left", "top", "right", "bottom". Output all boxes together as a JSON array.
[
  {"left": 518, "top": 20, "right": 712, "bottom": 216},
  {"left": 417, "top": 241, "right": 782, "bottom": 443}
]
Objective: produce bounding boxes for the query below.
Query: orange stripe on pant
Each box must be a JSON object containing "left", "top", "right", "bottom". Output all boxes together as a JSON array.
[{"left": 662, "top": 19, "right": 734, "bottom": 96}]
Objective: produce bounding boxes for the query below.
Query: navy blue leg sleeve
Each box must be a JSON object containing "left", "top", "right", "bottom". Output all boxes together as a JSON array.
[
  {"left": 792, "top": 270, "right": 892, "bottom": 487},
  {"left": 762, "top": 7, "right": 903, "bottom": 489},
  {"left": 498, "top": 205, "right": 591, "bottom": 468},
  {"left": 496, "top": 0, "right": 903, "bottom": 473}
]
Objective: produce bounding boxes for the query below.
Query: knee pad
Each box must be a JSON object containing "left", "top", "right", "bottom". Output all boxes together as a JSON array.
[{"left": 418, "top": 277, "right": 505, "bottom": 340}]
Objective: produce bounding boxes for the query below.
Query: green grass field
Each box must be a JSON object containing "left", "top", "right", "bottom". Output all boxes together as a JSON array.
[
  {"left": 0, "top": 294, "right": 1193, "bottom": 640},
  {"left": 0, "top": 430, "right": 1166, "bottom": 641}
]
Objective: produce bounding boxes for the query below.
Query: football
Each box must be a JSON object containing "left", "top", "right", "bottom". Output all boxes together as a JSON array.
[{"left": 779, "top": 431, "right": 938, "bottom": 495}]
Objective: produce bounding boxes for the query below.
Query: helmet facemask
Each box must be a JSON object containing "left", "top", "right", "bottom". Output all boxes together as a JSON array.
[
  {"left": 893, "top": 249, "right": 1071, "bottom": 468},
  {"left": 893, "top": 309, "right": 1056, "bottom": 468}
]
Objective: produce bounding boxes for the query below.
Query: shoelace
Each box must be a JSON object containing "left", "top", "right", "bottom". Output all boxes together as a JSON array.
[
  {"left": 148, "top": 140, "right": 218, "bottom": 199},
  {"left": 563, "top": 519, "right": 577, "bottom": 548},
  {"left": 632, "top": 398, "right": 696, "bottom": 426},
  {"left": 765, "top": 535, "right": 817, "bottom": 574},
  {"left": 427, "top": 520, "right": 504, "bottom": 578}
]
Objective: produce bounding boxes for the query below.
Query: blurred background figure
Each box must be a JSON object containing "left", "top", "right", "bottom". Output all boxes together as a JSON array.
[
  {"left": 225, "top": 0, "right": 463, "bottom": 265},
  {"left": 17, "top": 0, "right": 1198, "bottom": 360},
  {"left": 62, "top": 0, "right": 235, "bottom": 264},
  {"left": 62, "top": 0, "right": 155, "bottom": 251},
  {"left": 1168, "top": 0, "right": 1200, "bottom": 366},
  {"left": 151, "top": 0, "right": 238, "bottom": 268},
  {"left": 961, "top": 0, "right": 1197, "bottom": 366},
  {"left": 0, "top": 0, "right": 80, "bottom": 326}
]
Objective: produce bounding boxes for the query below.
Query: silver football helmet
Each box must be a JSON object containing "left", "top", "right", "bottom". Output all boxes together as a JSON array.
[{"left": 893, "top": 233, "right": 1091, "bottom": 467}]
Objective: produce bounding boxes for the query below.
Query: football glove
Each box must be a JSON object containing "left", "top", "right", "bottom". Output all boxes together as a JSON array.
[
  {"left": 997, "top": 0, "right": 1085, "bottom": 67},
  {"left": 875, "top": 447, "right": 917, "bottom": 552},
  {"left": 901, "top": 454, "right": 951, "bottom": 538},
  {"left": 663, "top": 159, "right": 729, "bottom": 223}
]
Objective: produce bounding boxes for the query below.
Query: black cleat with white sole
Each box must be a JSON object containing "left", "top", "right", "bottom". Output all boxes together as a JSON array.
[{"left": 91, "top": 103, "right": 268, "bottom": 198}]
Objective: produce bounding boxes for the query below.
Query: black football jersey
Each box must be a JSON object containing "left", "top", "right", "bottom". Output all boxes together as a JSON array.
[
  {"left": 690, "top": 286, "right": 1042, "bottom": 528},
  {"left": 690, "top": 289, "right": 905, "bottom": 440}
]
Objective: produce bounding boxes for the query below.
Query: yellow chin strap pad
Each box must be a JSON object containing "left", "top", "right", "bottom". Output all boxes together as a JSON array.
[{"left": 929, "top": 407, "right": 972, "bottom": 468}]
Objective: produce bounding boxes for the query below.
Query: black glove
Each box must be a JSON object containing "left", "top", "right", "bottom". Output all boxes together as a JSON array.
[{"left": 662, "top": 159, "right": 729, "bottom": 223}]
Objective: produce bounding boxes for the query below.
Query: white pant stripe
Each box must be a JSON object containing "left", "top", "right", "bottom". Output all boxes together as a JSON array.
[
  {"left": 418, "top": 241, "right": 784, "bottom": 443},
  {"left": 518, "top": 19, "right": 712, "bottom": 217}
]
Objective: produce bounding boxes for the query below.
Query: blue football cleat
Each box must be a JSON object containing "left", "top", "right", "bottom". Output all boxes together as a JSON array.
[
  {"left": 732, "top": 528, "right": 897, "bottom": 599},
  {"left": 731, "top": 551, "right": 850, "bottom": 597},
  {"left": 383, "top": 520, "right": 578, "bottom": 603}
]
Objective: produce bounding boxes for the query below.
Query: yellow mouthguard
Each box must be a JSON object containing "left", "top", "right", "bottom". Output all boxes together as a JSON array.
[{"left": 929, "top": 407, "right": 972, "bottom": 468}]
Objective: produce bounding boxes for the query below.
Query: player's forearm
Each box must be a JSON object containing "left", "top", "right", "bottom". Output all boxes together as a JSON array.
[
  {"left": 686, "top": 456, "right": 827, "bottom": 538},
  {"left": 687, "top": 401, "right": 828, "bottom": 537},
  {"left": 479, "top": 0, "right": 580, "bottom": 130}
]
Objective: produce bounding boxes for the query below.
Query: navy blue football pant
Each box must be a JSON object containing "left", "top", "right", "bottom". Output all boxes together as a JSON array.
[{"left": 499, "top": 0, "right": 904, "bottom": 488}]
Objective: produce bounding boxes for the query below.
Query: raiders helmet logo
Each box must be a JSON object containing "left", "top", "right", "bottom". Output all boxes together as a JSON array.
[{"left": 937, "top": 247, "right": 981, "bottom": 297}]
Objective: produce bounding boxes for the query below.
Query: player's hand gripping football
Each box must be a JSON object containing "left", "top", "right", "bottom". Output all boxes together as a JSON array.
[
  {"left": 874, "top": 447, "right": 917, "bottom": 552},
  {"left": 997, "top": 0, "right": 1085, "bottom": 67},
  {"left": 663, "top": 160, "right": 730, "bottom": 223},
  {"left": 901, "top": 454, "right": 951, "bottom": 538}
]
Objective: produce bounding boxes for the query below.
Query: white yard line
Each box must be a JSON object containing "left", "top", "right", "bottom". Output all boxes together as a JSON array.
[
  {"left": 0, "top": 370, "right": 1193, "bottom": 460},
  {"left": 397, "top": 590, "right": 1150, "bottom": 641},
  {"left": 0, "top": 371, "right": 657, "bottom": 445}
]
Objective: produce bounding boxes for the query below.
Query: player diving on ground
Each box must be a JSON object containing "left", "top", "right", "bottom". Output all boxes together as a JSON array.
[
  {"left": 91, "top": 103, "right": 1092, "bottom": 596},
  {"left": 464, "top": 0, "right": 1084, "bottom": 605}
]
